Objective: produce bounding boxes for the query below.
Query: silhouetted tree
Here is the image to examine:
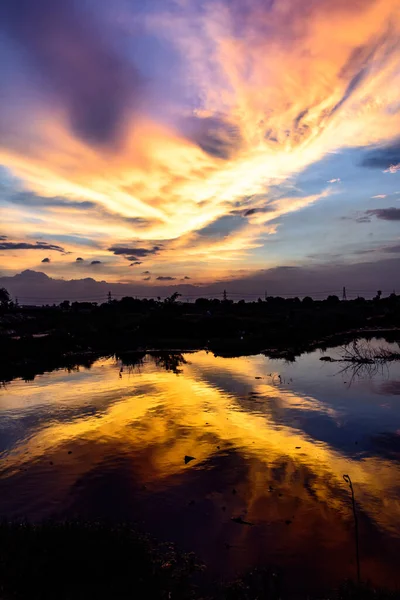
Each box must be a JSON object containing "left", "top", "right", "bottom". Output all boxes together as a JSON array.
[
  {"left": 0, "top": 287, "right": 11, "bottom": 309},
  {"left": 120, "top": 296, "right": 142, "bottom": 311},
  {"left": 164, "top": 292, "right": 181, "bottom": 304},
  {"left": 326, "top": 295, "right": 340, "bottom": 306},
  {"left": 195, "top": 298, "right": 210, "bottom": 309},
  {"left": 302, "top": 296, "right": 314, "bottom": 307}
]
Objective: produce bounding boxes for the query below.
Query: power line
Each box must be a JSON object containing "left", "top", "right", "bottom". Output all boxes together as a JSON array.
[{"left": 14, "top": 287, "right": 397, "bottom": 304}]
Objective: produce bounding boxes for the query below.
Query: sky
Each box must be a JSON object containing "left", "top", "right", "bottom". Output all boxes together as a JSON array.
[{"left": 1, "top": 0, "right": 400, "bottom": 297}]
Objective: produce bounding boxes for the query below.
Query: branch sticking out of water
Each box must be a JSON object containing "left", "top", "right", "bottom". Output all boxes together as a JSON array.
[
  {"left": 340, "top": 340, "right": 400, "bottom": 364},
  {"left": 343, "top": 474, "right": 361, "bottom": 586}
]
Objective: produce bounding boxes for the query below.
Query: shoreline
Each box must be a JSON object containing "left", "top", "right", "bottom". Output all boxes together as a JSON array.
[{"left": 2, "top": 326, "right": 400, "bottom": 383}]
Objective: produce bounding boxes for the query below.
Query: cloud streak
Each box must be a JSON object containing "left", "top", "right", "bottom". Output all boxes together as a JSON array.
[{"left": 0, "top": 241, "right": 65, "bottom": 252}]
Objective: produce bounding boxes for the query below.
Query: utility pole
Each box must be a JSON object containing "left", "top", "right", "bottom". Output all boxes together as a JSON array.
[
  {"left": 107, "top": 290, "right": 112, "bottom": 304},
  {"left": 223, "top": 289, "right": 227, "bottom": 302},
  {"left": 342, "top": 286, "right": 347, "bottom": 301}
]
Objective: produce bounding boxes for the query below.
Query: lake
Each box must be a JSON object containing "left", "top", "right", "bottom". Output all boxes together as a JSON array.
[{"left": 1, "top": 339, "right": 400, "bottom": 594}]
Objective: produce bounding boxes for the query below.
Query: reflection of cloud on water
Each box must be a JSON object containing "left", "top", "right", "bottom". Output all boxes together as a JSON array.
[
  {"left": 0, "top": 352, "right": 400, "bottom": 542},
  {"left": 377, "top": 380, "right": 400, "bottom": 396}
]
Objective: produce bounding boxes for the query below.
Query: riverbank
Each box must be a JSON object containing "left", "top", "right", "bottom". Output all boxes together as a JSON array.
[
  {"left": 1, "top": 326, "right": 400, "bottom": 383},
  {"left": 1, "top": 294, "right": 400, "bottom": 381}
]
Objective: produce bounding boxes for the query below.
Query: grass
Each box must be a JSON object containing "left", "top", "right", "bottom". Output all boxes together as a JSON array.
[
  {"left": 0, "top": 522, "right": 399, "bottom": 600},
  {"left": 0, "top": 521, "right": 202, "bottom": 600}
]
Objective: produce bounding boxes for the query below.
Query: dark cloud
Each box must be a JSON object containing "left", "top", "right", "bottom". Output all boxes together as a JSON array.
[
  {"left": 183, "top": 276, "right": 191, "bottom": 280},
  {"left": 382, "top": 245, "right": 400, "bottom": 254},
  {"left": 141, "top": 271, "right": 151, "bottom": 275},
  {"left": 355, "top": 215, "right": 371, "bottom": 223},
  {"left": 0, "top": 236, "right": 7, "bottom": 240},
  {"left": 156, "top": 276, "right": 176, "bottom": 281},
  {"left": 197, "top": 215, "right": 246, "bottom": 239},
  {"left": 76, "top": 257, "right": 84, "bottom": 262},
  {"left": 240, "top": 206, "right": 275, "bottom": 218},
  {"left": 0, "top": 241, "right": 65, "bottom": 252},
  {"left": 0, "top": 0, "right": 140, "bottom": 146},
  {"left": 243, "top": 208, "right": 259, "bottom": 217},
  {"left": 7, "top": 192, "right": 97, "bottom": 209},
  {"left": 90, "top": 260, "right": 102, "bottom": 265},
  {"left": 183, "top": 115, "right": 242, "bottom": 159},
  {"left": 366, "top": 208, "right": 400, "bottom": 221},
  {"left": 41, "top": 257, "right": 50, "bottom": 263},
  {"left": 129, "top": 261, "right": 142, "bottom": 266},
  {"left": 109, "top": 246, "right": 161, "bottom": 260},
  {"left": 143, "top": 276, "right": 151, "bottom": 281},
  {"left": 361, "top": 140, "right": 400, "bottom": 170}
]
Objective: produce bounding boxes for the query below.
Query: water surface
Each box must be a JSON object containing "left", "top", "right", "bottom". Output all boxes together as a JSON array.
[{"left": 1, "top": 340, "right": 400, "bottom": 593}]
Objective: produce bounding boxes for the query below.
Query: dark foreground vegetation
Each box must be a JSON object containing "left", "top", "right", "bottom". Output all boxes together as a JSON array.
[
  {"left": 0, "top": 521, "right": 398, "bottom": 600},
  {"left": 1, "top": 287, "right": 400, "bottom": 381}
]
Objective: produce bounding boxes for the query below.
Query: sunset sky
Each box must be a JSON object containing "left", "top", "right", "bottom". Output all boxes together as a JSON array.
[{"left": 1, "top": 0, "right": 400, "bottom": 294}]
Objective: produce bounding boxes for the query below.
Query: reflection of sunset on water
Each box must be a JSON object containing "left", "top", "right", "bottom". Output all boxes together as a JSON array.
[{"left": 1, "top": 349, "right": 400, "bottom": 590}]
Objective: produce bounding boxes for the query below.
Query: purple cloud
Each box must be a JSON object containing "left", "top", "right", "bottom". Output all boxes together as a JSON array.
[
  {"left": 0, "top": 0, "right": 141, "bottom": 146},
  {"left": 366, "top": 208, "right": 400, "bottom": 221}
]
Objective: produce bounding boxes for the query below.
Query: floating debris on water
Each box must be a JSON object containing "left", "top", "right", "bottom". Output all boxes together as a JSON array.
[{"left": 232, "top": 516, "right": 254, "bottom": 526}]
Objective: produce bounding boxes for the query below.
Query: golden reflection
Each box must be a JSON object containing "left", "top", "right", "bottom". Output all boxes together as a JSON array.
[{"left": 1, "top": 352, "right": 399, "bottom": 546}]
